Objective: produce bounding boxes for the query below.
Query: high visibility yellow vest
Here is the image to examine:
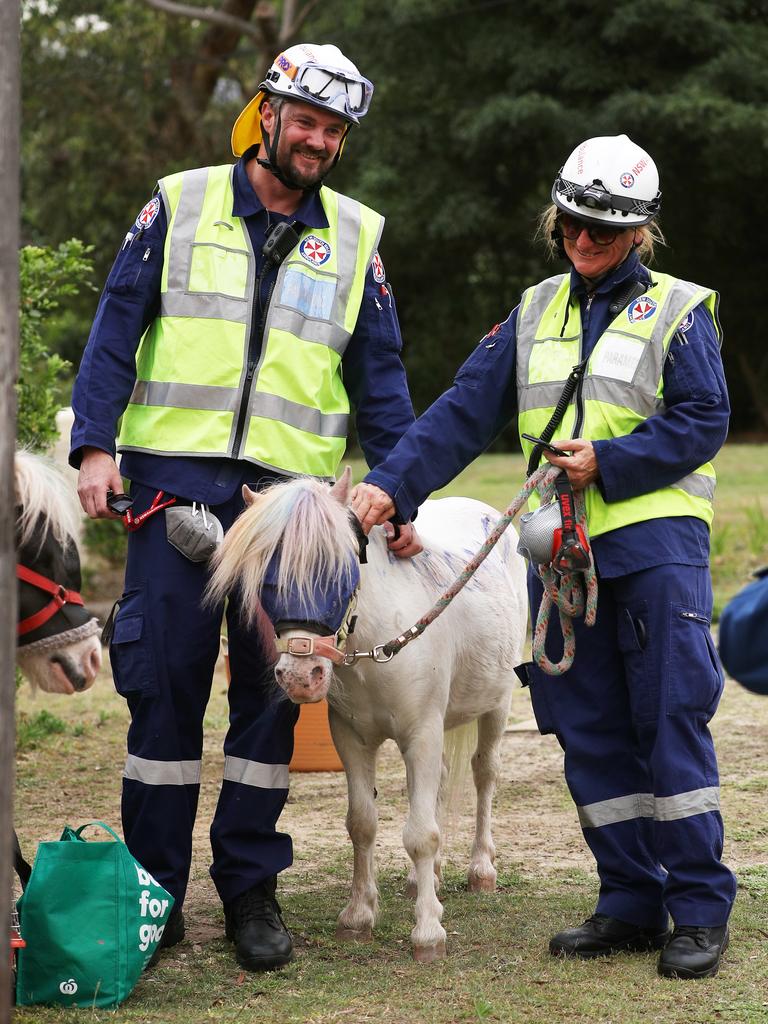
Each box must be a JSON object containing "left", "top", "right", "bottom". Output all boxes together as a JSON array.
[
  {"left": 117, "top": 164, "right": 384, "bottom": 479},
  {"left": 516, "top": 271, "right": 721, "bottom": 536}
]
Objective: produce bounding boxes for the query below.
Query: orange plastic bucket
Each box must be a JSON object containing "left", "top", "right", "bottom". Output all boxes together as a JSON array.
[
  {"left": 221, "top": 636, "right": 343, "bottom": 772},
  {"left": 289, "top": 699, "right": 344, "bottom": 773}
]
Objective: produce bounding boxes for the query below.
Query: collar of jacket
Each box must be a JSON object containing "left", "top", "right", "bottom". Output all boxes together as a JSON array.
[
  {"left": 232, "top": 145, "right": 330, "bottom": 227},
  {"left": 567, "top": 249, "right": 651, "bottom": 302}
]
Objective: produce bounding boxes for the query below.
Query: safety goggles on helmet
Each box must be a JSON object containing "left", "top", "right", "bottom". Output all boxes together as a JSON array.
[
  {"left": 290, "top": 63, "right": 373, "bottom": 118},
  {"left": 554, "top": 174, "right": 661, "bottom": 220},
  {"left": 557, "top": 213, "right": 630, "bottom": 247}
]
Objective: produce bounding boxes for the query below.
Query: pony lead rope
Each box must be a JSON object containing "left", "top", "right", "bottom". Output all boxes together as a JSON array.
[{"left": 379, "top": 465, "right": 598, "bottom": 676}]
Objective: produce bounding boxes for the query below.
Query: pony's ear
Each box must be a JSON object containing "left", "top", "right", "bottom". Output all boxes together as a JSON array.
[
  {"left": 329, "top": 465, "right": 353, "bottom": 504},
  {"left": 242, "top": 484, "right": 257, "bottom": 506}
]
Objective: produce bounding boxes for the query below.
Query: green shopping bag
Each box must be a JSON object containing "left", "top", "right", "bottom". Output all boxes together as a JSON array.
[{"left": 15, "top": 821, "right": 174, "bottom": 1008}]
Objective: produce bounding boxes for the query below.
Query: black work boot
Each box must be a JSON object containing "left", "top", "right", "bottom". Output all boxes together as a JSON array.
[
  {"left": 658, "top": 924, "right": 729, "bottom": 979},
  {"left": 224, "top": 877, "right": 293, "bottom": 972},
  {"left": 550, "top": 913, "right": 670, "bottom": 959},
  {"left": 145, "top": 906, "right": 186, "bottom": 969}
]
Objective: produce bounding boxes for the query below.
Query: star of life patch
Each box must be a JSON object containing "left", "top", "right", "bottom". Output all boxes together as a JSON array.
[
  {"left": 299, "top": 235, "right": 332, "bottom": 266},
  {"left": 627, "top": 295, "right": 658, "bottom": 323},
  {"left": 677, "top": 310, "right": 695, "bottom": 333},
  {"left": 371, "top": 250, "right": 386, "bottom": 283},
  {"left": 135, "top": 196, "right": 160, "bottom": 231}
]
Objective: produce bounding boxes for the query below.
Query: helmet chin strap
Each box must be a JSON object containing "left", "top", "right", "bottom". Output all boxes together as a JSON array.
[{"left": 257, "top": 103, "right": 351, "bottom": 192}]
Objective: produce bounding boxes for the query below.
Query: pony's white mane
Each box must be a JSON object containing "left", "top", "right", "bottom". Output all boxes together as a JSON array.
[
  {"left": 207, "top": 477, "right": 359, "bottom": 623},
  {"left": 14, "top": 449, "right": 81, "bottom": 551}
]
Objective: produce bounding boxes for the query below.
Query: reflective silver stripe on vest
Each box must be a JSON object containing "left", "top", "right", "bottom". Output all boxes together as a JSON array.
[
  {"left": 518, "top": 381, "right": 575, "bottom": 413},
  {"left": 578, "top": 786, "right": 721, "bottom": 828},
  {"left": 672, "top": 472, "right": 716, "bottom": 500},
  {"left": 250, "top": 392, "right": 348, "bottom": 437},
  {"left": 130, "top": 380, "right": 239, "bottom": 412},
  {"left": 581, "top": 375, "right": 661, "bottom": 418},
  {"left": 266, "top": 193, "right": 364, "bottom": 355},
  {"left": 160, "top": 167, "right": 252, "bottom": 323},
  {"left": 515, "top": 275, "right": 568, "bottom": 391},
  {"left": 223, "top": 755, "right": 289, "bottom": 790},
  {"left": 124, "top": 754, "right": 202, "bottom": 786}
]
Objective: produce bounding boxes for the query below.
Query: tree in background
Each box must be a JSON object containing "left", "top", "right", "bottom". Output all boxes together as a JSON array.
[
  {"left": 20, "top": 0, "right": 768, "bottom": 436},
  {"left": 18, "top": 240, "right": 94, "bottom": 450}
]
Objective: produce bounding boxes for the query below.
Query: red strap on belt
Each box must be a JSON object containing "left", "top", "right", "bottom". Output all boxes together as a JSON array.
[
  {"left": 124, "top": 490, "right": 176, "bottom": 532},
  {"left": 16, "top": 564, "right": 85, "bottom": 637}
]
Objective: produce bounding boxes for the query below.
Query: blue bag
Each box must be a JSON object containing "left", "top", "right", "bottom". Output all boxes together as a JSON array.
[{"left": 718, "top": 568, "right": 768, "bottom": 695}]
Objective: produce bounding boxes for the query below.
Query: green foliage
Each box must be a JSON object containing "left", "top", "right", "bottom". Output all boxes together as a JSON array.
[
  {"left": 82, "top": 516, "right": 128, "bottom": 567},
  {"left": 19, "top": 0, "right": 768, "bottom": 434},
  {"left": 16, "top": 709, "right": 67, "bottom": 752},
  {"left": 18, "top": 239, "right": 94, "bottom": 450}
]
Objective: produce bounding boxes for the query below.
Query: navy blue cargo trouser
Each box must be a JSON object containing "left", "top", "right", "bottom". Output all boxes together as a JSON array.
[
  {"left": 108, "top": 481, "right": 299, "bottom": 908},
  {"left": 527, "top": 562, "right": 736, "bottom": 929}
]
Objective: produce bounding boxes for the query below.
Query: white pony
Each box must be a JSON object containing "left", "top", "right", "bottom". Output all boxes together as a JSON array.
[
  {"left": 209, "top": 470, "right": 528, "bottom": 962},
  {"left": 15, "top": 449, "right": 102, "bottom": 693}
]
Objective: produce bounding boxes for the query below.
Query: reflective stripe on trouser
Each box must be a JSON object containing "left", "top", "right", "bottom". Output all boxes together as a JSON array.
[
  {"left": 526, "top": 562, "right": 736, "bottom": 928},
  {"left": 110, "top": 477, "right": 299, "bottom": 907}
]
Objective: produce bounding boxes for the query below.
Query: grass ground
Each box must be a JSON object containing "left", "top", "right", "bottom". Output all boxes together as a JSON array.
[{"left": 12, "top": 444, "right": 768, "bottom": 1024}]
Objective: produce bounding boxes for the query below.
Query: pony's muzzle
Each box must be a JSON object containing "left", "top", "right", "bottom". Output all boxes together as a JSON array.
[{"left": 274, "top": 652, "right": 333, "bottom": 704}]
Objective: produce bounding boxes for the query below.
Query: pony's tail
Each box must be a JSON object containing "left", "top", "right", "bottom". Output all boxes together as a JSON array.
[{"left": 439, "top": 721, "right": 478, "bottom": 850}]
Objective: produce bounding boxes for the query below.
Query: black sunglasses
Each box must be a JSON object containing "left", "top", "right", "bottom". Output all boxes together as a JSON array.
[{"left": 558, "top": 213, "right": 630, "bottom": 247}]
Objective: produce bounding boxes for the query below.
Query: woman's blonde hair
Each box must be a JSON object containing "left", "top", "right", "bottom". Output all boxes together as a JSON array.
[{"left": 536, "top": 203, "right": 666, "bottom": 264}]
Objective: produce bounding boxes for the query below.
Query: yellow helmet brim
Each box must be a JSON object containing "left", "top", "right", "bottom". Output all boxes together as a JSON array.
[{"left": 231, "top": 90, "right": 266, "bottom": 157}]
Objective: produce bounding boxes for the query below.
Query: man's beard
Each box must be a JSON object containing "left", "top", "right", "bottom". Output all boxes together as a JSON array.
[{"left": 281, "top": 144, "right": 334, "bottom": 188}]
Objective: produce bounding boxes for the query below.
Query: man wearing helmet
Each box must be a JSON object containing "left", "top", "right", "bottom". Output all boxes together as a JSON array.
[
  {"left": 70, "top": 43, "right": 419, "bottom": 973},
  {"left": 351, "top": 135, "right": 734, "bottom": 980}
]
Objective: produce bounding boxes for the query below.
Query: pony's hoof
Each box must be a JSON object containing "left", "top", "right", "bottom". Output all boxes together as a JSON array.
[
  {"left": 412, "top": 939, "right": 446, "bottom": 963},
  {"left": 468, "top": 874, "right": 496, "bottom": 893},
  {"left": 335, "top": 924, "right": 372, "bottom": 942}
]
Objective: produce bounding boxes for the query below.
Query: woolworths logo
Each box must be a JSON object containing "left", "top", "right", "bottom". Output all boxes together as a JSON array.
[{"left": 59, "top": 978, "right": 78, "bottom": 995}]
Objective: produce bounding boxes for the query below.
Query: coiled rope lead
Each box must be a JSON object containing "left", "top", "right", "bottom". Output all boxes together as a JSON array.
[{"left": 379, "top": 464, "right": 597, "bottom": 676}]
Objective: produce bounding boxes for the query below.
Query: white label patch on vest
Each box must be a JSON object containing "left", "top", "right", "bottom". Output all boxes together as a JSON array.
[
  {"left": 135, "top": 197, "right": 160, "bottom": 231},
  {"left": 280, "top": 268, "right": 336, "bottom": 320},
  {"left": 627, "top": 295, "right": 658, "bottom": 323},
  {"left": 299, "top": 235, "right": 331, "bottom": 266},
  {"left": 591, "top": 333, "right": 646, "bottom": 383},
  {"left": 678, "top": 310, "right": 695, "bottom": 333},
  {"left": 371, "top": 250, "right": 386, "bottom": 283}
]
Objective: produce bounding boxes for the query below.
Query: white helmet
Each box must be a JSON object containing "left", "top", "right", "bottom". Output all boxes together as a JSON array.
[
  {"left": 552, "top": 135, "right": 661, "bottom": 227},
  {"left": 231, "top": 43, "right": 373, "bottom": 158}
]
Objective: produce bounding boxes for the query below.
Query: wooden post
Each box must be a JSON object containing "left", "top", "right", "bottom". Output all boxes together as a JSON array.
[{"left": 0, "top": 0, "right": 20, "bottom": 1016}]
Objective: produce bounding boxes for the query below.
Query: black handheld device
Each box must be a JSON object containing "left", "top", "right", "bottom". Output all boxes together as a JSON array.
[
  {"left": 521, "top": 433, "right": 571, "bottom": 458},
  {"left": 106, "top": 490, "right": 134, "bottom": 515},
  {"left": 262, "top": 221, "right": 301, "bottom": 267}
]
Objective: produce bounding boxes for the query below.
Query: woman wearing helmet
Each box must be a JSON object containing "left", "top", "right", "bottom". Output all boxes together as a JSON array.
[{"left": 351, "top": 135, "right": 734, "bottom": 980}]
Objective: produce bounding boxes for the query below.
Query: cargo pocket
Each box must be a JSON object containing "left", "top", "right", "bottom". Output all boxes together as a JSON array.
[
  {"left": 527, "top": 672, "right": 557, "bottom": 736},
  {"left": 109, "top": 589, "right": 159, "bottom": 697},
  {"left": 617, "top": 602, "right": 657, "bottom": 723},
  {"left": 668, "top": 606, "right": 724, "bottom": 717}
]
